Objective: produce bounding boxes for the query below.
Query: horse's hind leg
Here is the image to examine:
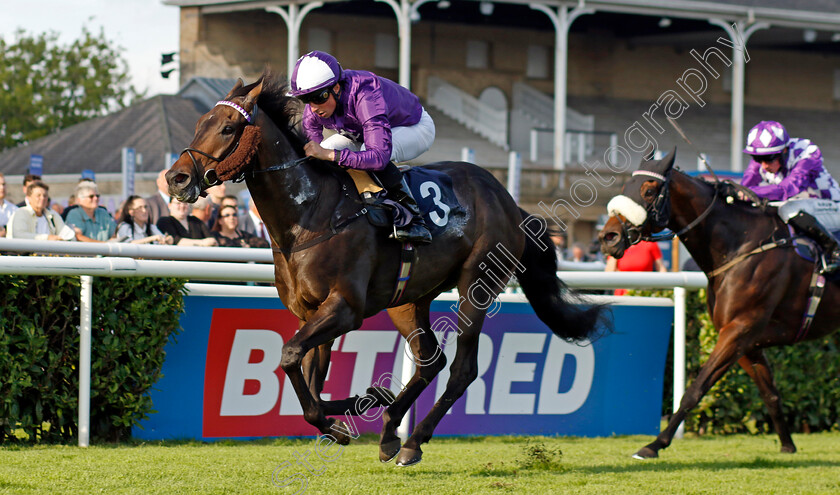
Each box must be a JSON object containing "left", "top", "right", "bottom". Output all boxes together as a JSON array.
[
  {"left": 395, "top": 295, "right": 487, "bottom": 467},
  {"left": 738, "top": 350, "right": 796, "bottom": 453},
  {"left": 378, "top": 299, "right": 447, "bottom": 462}
]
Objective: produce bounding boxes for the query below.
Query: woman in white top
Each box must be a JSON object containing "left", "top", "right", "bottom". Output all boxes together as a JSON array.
[{"left": 116, "top": 195, "right": 173, "bottom": 244}]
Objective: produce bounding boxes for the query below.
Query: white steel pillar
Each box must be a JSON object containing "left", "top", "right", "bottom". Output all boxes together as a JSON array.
[
  {"left": 709, "top": 19, "right": 768, "bottom": 172},
  {"left": 378, "top": 0, "right": 435, "bottom": 90},
  {"left": 531, "top": 3, "right": 593, "bottom": 171},
  {"left": 266, "top": 2, "right": 325, "bottom": 79}
]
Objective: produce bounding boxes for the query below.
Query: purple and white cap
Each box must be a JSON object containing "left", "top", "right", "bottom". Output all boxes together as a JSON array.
[
  {"left": 289, "top": 51, "right": 342, "bottom": 97},
  {"left": 743, "top": 120, "right": 789, "bottom": 155}
]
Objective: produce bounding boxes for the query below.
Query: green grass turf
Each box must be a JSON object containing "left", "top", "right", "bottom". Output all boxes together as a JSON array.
[{"left": 1, "top": 433, "right": 840, "bottom": 494}]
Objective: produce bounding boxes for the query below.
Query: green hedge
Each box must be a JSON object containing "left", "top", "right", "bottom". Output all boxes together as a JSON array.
[
  {"left": 640, "top": 288, "right": 840, "bottom": 435},
  {"left": 0, "top": 275, "right": 186, "bottom": 444}
]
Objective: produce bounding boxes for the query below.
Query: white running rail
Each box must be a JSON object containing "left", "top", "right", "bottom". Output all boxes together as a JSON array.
[{"left": 0, "top": 239, "right": 708, "bottom": 446}]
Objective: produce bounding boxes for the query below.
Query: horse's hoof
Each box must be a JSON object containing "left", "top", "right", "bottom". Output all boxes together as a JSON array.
[
  {"left": 781, "top": 445, "right": 797, "bottom": 454},
  {"left": 328, "top": 419, "right": 352, "bottom": 446},
  {"left": 395, "top": 447, "right": 422, "bottom": 467},
  {"left": 367, "top": 386, "right": 397, "bottom": 407},
  {"left": 379, "top": 439, "right": 401, "bottom": 463},
  {"left": 632, "top": 446, "right": 658, "bottom": 459}
]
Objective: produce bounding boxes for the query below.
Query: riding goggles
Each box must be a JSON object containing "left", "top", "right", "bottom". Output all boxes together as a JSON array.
[
  {"left": 299, "top": 88, "right": 332, "bottom": 105},
  {"left": 752, "top": 153, "right": 782, "bottom": 164}
]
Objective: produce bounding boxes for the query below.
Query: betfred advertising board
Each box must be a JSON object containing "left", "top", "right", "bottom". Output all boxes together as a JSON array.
[{"left": 134, "top": 290, "right": 672, "bottom": 440}]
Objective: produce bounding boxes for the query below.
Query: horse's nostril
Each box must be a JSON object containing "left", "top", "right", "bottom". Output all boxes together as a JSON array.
[
  {"left": 604, "top": 232, "right": 617, "bottom": 243},
  {"left": 173, "top": 173, "right": 189, "bottom": 185}
]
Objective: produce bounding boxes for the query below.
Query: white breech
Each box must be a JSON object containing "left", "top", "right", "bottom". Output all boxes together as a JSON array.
[
  {"left": 319, "top": 109, "right": 435, "bottom": 163},
  {"left": 777, "top": 198, "right": 840, "bottom": 231}
]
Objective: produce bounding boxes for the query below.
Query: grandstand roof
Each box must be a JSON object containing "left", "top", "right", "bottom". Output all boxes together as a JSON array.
[
  {"left": 0, "top": 77, "right": 241, "bottom": 176},
  {"left": 162, "top": 0, "right": 840, "bottom": 30},
  {"left": 0, "top": 96, "right": 203, "bottom": 176}
]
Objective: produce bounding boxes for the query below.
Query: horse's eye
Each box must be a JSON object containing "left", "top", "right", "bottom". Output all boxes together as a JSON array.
[{"left": 222, "top": 125, "right": 234, "bottom": 135}]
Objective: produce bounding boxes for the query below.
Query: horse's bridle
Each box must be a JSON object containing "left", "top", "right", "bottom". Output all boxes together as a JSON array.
[
  {"left": 179, "top": 99, "right": 258, "bottom": 187},
  {"left": 618, "top": 169, "right": 718, "bottom": 246}
]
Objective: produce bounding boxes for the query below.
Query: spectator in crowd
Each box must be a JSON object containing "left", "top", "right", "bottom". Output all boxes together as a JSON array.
[
  {"left": 116, "top": 195, "right": 173, "bottom": 245},
  {"left": 7, "top": 181, "right": 76, "bottom": 241},
  {"left": 205, "top": 183, "right": 227, "bottom": 228},
  {"left": 61, "top": 178, "right": 90, "bottom": 220},
  {"left": 0, "top": 172, "right": 18, "bottom": 237},
  {"left": 16, "top": 174, "right": 42, "bottom": 207},
  {"left": 64, "top": 181, "right": 116, "bottom": 242},
  {"left": 145, "top": 169, "right": 171, "bottom": 225},
  {"left": 211, "top": 204, "right": 269, "bottom": 248},
  {"left": 50, "top": 202, "right": 64, "bottom": 217},
  {"left": 549, "top": 228, "right": 566, "bottom": 266},
  {"left": 605, "top": 240, "right": 667, "bottom": 295},
  {"left": 190, "top": 197, "right": 213, "bottom": 226},
  {"left": 157, "top": 197, "right": 218, "bottom": 247},
  {"left": 239, "top": 197, "right": 270, "bottom": 242},
  {"left": 569, "top": 242, "right": 593, "bottom": 263},
  {"left": 221, "top": 194, "right": 239, "bottom": 210}
]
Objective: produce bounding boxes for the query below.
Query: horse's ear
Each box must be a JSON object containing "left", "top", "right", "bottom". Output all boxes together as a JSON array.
[
  {"left": 661, "top": 147, "right": 677, "bottom": 170},
  {"left": 642, "top": 144, "right": 656, "bottom": 162},
  {"left": 243, "top": 77, "right": 264, "bottom": 110},
  {"left": 224, "top": 79, "right": 245, "bottom": 99}
]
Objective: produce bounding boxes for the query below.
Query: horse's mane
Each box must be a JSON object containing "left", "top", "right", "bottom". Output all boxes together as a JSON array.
[{"left": 230, "top": 67, "right": 307, "bottom": 157}]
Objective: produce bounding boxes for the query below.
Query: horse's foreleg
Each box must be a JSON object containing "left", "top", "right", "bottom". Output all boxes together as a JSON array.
[
  {"left": 280, "top": 294, "right": 358, "bottom": 444},
  {"left": 635, "top": 323, "right": 749, "bottom": 459},
  {"left": 738, "top": 350, "right": 796, "bottom": 453},
  {"left": 302, "top": 340, "right": 331, "bottom": 402},
  {"left": 378, "top": 300, "right": 446, "bottom": 463}
]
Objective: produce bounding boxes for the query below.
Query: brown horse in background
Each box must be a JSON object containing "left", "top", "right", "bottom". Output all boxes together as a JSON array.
[
  {"left": 166, "top": 69, "right": 606, "bottom": 466},
  {"left": 599, "top": 150, "right": 840, "bottom": 459}
]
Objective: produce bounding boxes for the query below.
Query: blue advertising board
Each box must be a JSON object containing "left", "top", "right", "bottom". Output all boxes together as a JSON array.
[
  {"left": 29, "top": 154, "right": 43, "bottom": 176},
  {"left": 135, "top": 291, "right": 672, "bottom": 440}
]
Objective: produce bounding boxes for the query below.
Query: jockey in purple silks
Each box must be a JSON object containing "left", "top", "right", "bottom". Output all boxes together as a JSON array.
[
  {"left": 741, "top": 120, "right": 840, "bottom": 273},
  {"left": 289, "top": 50, "right": 435, "bottom": 244}
]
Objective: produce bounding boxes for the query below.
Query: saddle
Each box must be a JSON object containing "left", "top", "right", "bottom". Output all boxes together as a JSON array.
[{"left": 339, "top": 166, "right": 461, "bottom": 235}]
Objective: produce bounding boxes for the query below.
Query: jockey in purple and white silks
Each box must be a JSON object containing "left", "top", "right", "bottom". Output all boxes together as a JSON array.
[
  {"left": 289, "top": 50, "right": 434, "bottom": 244},
  {"left": 740, "top": 120, "right": 840, "bottom": 273}
]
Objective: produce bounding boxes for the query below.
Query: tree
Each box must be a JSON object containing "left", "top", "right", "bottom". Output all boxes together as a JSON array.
[{"left": 0, "top": 27, "right": 142, "bottom": 152}]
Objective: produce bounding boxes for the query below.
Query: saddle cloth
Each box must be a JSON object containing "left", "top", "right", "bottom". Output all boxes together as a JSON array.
[{"left": 346, "top": 167, "right": 461, "bottom": 236}]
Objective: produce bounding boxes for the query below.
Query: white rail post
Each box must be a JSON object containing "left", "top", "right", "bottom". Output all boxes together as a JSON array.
[
  {"left": 673, "top": 286, "right": 687, "bottom": 439},
  {"left": 461, "top": 147, "right": 475, "bottom": 164},
  {"left": 530, "top": 129, "right": 539, "bottom": 162},
  {"left": 79, "top": 275, "right": 93, "bottom": 447},
  {"left": 397, "top": 340, "right": 415, "bottom": 441},
  {"left": 507, "top": 151, "right": 522, "bottom": 204}
]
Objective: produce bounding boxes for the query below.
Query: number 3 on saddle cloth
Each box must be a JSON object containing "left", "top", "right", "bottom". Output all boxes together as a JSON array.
[{"left": 345, "top": 167, "right": 462, "bottom": 236}]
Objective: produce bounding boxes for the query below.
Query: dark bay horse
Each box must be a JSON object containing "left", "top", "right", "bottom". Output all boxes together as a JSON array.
[
  {"left": 599, "top": 150, "right": 840, "bottom": 459},
  {"left": 166, "top": 69, "right": 606, "bottom": 466}
]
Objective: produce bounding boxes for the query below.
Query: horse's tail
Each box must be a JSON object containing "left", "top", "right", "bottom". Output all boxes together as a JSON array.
[{"left": 516, "top": 209, "right": 611, "bottom": 342}]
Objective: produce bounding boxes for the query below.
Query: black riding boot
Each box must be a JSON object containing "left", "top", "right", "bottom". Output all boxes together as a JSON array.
[
  {"left": 389, "top": 177, "right": 432, "bottom": 244},
  {"left": 788, "top": 211, "right": 840, "bottom": 274}
]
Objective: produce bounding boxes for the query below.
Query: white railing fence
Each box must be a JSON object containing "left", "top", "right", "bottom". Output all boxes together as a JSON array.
[{"left": 0, "top": 238, "right": 707, "bottom": 445}]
